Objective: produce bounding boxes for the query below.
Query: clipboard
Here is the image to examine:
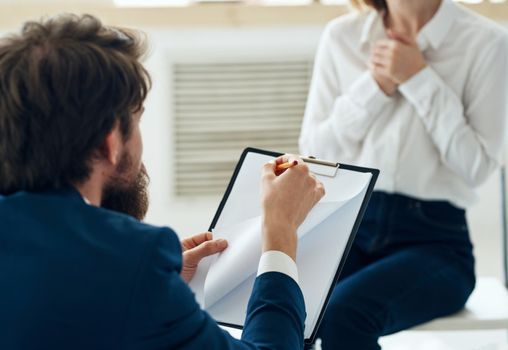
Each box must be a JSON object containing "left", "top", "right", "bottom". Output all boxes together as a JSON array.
[{"left": 189, "top": 147, "right": 379, "bottom": 344}]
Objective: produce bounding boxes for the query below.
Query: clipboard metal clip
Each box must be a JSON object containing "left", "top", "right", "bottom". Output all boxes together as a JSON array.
[{"left": 301, "top": 156, "right": 340, "bottom": 178}]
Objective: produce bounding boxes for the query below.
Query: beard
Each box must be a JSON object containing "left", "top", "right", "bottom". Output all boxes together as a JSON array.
[{"left": 101, "top": 153, "right": 150, "bottom": 221}]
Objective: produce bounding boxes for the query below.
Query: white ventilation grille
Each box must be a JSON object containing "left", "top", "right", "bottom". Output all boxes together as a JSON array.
[{"left": 173, "top": 60, "right": 313, "bottom": 197}]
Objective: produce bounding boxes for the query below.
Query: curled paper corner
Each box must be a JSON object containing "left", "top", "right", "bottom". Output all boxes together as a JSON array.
[{"left": 204, "top": 217, "right": 263, "bottom": 308}]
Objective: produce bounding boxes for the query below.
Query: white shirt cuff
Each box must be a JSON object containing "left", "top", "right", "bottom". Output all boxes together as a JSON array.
[
  {"left": 257, "top": 250, "right": 299, "bottom": 284},
  {"left": 399, "top": 66, "right": 439, "bottom": 116},
  {"left": 347, "top": 71, "right": 392, "bottom": 115}
]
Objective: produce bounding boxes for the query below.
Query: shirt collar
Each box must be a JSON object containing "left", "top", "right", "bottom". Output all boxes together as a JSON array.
[
  {"left": 417, "top": 0, "right": 457, "bottom": 51},
  {"left": 360, "top": 10, "right": 384, "bottom": 47},
  {"left": 360, "top": 0, "right": 458, "bottom": 51}
]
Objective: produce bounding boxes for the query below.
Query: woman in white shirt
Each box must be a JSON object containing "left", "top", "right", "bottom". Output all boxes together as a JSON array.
[{"left": 299, "top": 0, "right": 508, "bottom": 348}]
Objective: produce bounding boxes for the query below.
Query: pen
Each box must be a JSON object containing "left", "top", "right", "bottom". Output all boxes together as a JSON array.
[{"left": 276, "top": 160, "right": 298, "bottom": 171}]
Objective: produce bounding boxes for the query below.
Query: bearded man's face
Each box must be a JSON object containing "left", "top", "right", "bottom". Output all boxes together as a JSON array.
[{"left": 101, "top": 151, "right": 149, "bottom": 221}]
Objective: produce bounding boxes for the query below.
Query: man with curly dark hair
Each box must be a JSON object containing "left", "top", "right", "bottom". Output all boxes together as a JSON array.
[{"left": 0, "top": 14, "right": 324, "bottom": 350}]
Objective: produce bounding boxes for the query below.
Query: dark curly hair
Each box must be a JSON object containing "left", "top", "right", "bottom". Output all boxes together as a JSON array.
[{"left": 0, "top": 14, "right": 151, "bottom": 195}]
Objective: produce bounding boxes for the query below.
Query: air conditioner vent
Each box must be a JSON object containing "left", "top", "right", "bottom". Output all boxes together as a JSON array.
[{"left": 173, "top": 60, "right": 312, "bottom": 197}]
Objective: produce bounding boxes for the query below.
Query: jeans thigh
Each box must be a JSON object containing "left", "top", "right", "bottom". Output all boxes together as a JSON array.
[
  {"left": 379, "top": 246, "right": 475, "bottom": 335},
  {"left": 390, "top": 194, "right": 473, "bottom": 249},
  {"left": 325, "top": 245, "right": 475, "bottom": 337}
]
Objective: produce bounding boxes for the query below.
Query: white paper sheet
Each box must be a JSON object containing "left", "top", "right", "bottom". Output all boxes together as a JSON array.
[
  {"left": 204, "top": 185, "right": 368, "bottom": 308},
  {"left": 188, "top": 151, "right": 373, "bottom": 339}
]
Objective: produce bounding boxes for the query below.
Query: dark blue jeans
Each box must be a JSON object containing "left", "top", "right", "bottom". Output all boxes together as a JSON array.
[{"left": 314, "top": 192, "right": 476, "bottom": 350}]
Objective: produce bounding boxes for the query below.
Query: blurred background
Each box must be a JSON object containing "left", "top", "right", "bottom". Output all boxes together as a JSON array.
[{"left": 2, "top": 0, "right": 508, "bottom": 348}]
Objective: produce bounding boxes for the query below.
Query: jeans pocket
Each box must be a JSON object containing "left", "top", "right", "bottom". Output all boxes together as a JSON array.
[{"left": 413, "top": 201, "right": 469, "bottom": 233}]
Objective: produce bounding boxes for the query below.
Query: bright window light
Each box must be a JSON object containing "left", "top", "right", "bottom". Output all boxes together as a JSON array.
[
  {"left": 113, "top": 0, "right": 321, "bottom": 7},
  {"left": 255, "top": 0, "right": 313, "bottom": 4},
  {"left": 114, "top": 0, "right": 191, "bottom": 7},
  {"left": 113, "top": 0, "right": 505, "bottom": 7}
]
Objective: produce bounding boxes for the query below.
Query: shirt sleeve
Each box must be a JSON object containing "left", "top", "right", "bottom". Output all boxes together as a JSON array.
[
  {"left": 257, "top": 250, "right": 299, "bottom": 284},
  {"left": 299, "top": 22, "right": 392, "bottom": 159},
  {"left": 399, "top": 35, "right": 508, "bottom": 187}
]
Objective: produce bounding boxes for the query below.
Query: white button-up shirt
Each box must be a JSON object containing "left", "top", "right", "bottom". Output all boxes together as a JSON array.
[{"left": 299, "top": 0, "right": 508, "bottom": 208}]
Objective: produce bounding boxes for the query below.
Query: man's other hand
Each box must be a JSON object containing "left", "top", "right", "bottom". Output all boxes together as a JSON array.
[{"left": 180, "top": 232, "right": 228, "bottom": 283}]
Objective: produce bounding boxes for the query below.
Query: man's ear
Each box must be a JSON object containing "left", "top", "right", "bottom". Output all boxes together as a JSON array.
[{"left": 101, "top": 123, "right": 123, "bottom": 166}]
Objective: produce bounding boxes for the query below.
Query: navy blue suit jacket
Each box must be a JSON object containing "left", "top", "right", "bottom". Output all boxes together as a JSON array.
[{"left": 0, "top": 188, "right": 306, "bottom": 349}]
